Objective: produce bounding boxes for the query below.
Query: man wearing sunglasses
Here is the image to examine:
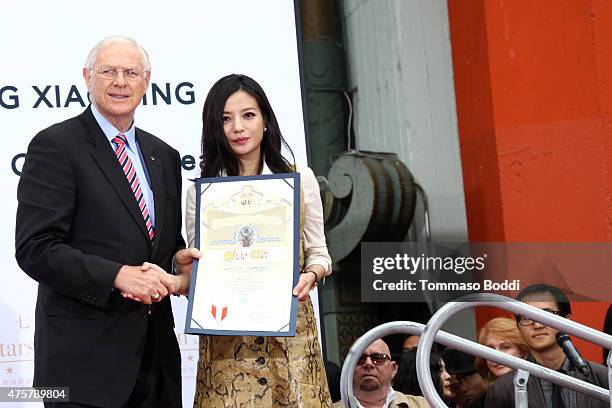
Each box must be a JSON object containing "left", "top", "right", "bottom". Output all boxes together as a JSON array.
[
  {"left": 334, "top": 339, "right": 428, "bottom": 407},
  {"left": 485, "top": 284, "right": 608, "bottom": 408}
]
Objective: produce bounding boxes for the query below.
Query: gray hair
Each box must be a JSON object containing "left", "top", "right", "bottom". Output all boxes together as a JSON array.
[{"left": 84, "top": 35, "right": 151, "bottom": 71}]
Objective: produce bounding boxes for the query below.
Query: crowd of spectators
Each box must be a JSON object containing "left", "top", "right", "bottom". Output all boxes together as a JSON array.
[{"left": 331, "top": 284, "right": 610, "bottom": 408}]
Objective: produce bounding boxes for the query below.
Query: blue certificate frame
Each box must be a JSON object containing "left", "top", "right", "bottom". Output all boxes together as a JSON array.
[{"left": 185, "top": 172, "right": 301, "bottom": 336}]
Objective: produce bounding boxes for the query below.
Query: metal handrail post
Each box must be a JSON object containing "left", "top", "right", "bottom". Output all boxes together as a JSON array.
[{"left": 514, "top": 369, "right": 530, "bottom": 408}]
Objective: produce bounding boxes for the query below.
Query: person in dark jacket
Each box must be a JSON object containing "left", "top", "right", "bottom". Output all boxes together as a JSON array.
[
  {"left": 484, "top": 284, "right": 609, "bottom": 408},
  {"left": 444, "top": 349, "right": 488, "bottom": 408}
]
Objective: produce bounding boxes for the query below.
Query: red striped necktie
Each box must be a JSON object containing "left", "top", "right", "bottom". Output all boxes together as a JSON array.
[{"left": 113, "top": 134, "right": 154, "bottom": 240}]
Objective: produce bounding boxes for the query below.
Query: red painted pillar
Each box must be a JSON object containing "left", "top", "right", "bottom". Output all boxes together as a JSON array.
[{"left": 448, "top": 0, "right": 612, "bottom": 362}]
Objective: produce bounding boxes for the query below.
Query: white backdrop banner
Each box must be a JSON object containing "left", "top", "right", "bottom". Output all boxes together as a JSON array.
[{"left": 0, "top": 1, "right": 310, "bottom": 407}]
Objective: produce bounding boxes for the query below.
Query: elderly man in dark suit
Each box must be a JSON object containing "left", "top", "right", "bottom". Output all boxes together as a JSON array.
[{"left": 15, "top": 35, "right": 199, "bottom": 408}]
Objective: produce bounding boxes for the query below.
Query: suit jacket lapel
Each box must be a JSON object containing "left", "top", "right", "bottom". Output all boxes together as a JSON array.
[
  {"left": 81, "top": 107, "right": 151, "bottom": 241},
  {"left": 137, "top": 130, "right": 165, "bottom": 257},
  {"left": 575, "top": 368, "right": 591, "bottom": 408},
  {"left": 527, "top": 375, "right": 546, "bottom": 407}
]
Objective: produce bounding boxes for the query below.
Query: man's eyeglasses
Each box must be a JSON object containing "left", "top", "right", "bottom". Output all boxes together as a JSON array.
[
  {"left": 515, "top": 308, "right": 565, "bottom": 326},
  {"left": 356, "top": 353, "right": 391, "bottom": 366},
  {"left": 93, "top": 66, "right": 146, "bottom": 80}
]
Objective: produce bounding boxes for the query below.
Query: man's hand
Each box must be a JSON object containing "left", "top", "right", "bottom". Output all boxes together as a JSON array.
[
  {"left": 119, "top": 248, "right": 202, "bottom": 302},
  {"left": 114, "top": 265, "right": 170, "bottom": 305}
]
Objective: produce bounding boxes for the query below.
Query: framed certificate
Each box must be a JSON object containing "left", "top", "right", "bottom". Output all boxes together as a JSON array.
[{"left": 184, "top": 173, "right": 300, "bottom": 336}]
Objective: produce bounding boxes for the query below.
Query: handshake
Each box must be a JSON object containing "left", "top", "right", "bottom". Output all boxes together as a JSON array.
[{"left": 114, "top": 247, "right": 202, "bottom": 304}]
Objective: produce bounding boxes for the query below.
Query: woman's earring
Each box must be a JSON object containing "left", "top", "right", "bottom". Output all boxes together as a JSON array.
[{"left": 264, "top": 127, "right": 268, "bottom": 132}]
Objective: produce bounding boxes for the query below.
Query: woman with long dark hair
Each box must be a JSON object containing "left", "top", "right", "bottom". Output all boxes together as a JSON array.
[
  {"left": 394, "top": 349, "right": 452, "bottom": 401},
  {"left": 183, "top": 74, "right": 332, "bottom": 407}
]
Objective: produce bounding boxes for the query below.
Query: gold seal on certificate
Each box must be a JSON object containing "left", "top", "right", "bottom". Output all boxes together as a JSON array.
[{"left": 185, "top": 173, "right": 300, "bottom": 336}]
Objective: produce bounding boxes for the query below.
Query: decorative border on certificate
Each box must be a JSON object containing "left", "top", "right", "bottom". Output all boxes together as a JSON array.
[{"left": 184, "top": 173, "right": 300, "bottom": 336}]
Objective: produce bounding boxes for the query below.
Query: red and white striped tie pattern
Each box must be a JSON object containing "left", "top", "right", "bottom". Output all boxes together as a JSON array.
[{"left": 113, "top": 134, "right": 154, "bottom": 240}]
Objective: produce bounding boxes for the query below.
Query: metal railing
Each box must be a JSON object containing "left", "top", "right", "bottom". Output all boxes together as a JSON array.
[
  {"left": 339, "top": 294, "right": 612, "bottom": 408},
  {"left": 417, "top": 294, "right": 612, "bottom": 407},
  {"left": 339, "top": 320, "right": 553, "bottom": 407}
]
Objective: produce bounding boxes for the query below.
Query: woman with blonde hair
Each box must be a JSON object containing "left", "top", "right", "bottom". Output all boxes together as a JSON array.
[{"left": 475, "top": 317, "right": 529, "bottom": 380}]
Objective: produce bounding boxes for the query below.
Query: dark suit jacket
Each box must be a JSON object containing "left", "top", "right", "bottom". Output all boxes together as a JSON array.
[
  {"left": 15, "top": 106, "right": 185, "bottom": 407},
  {"left": 484, "top": 359, "right": 609, "bottom": 408}
]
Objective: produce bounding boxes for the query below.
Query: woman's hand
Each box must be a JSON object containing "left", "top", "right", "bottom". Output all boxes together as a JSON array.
[
  {"left": 292, "top": 265, "right": 326, "bottom": 301},
  {"left": 174, "top": 247, "right": 202, "bottom": 275}
]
